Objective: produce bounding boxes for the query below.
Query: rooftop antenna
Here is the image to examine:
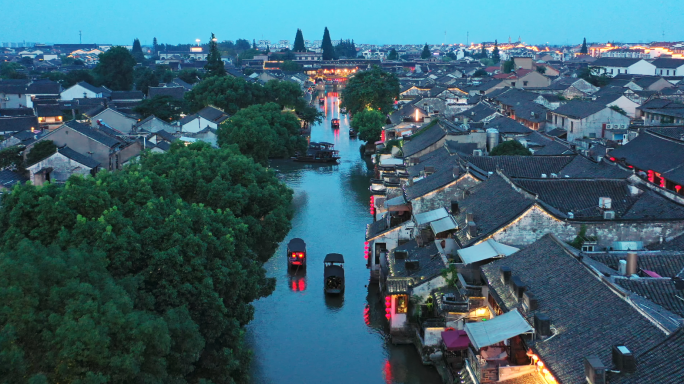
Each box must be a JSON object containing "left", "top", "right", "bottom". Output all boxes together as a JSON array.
[{"left": 79, "top": 30, "right": 82, "bottom": 44}]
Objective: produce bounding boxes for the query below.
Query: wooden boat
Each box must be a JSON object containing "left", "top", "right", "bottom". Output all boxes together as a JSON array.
[
  {"left": 318, "top": 97, "right": 325, "bottom": 105},
  {"left": 293, "top": 142, "right": 340, "bottom": 163},
  {"left": 287, "top": 238, "right": 306, "bottom": 269},
  {"left": 324, "top": 253, "right": 345, "bottom": 294},
  {"left": 331, "top": 118, "right": 340, "bottom": 129},
  {"left": 349, "top": 127, "right": 357, "bottom": 138}
]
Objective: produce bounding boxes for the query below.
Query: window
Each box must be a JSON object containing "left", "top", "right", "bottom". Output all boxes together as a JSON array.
[
  {"left": 570, "top": 121, "right": 574, "bottom": 132},
  {"left": 511, "top": 82, "right": 516, "bottom": 87},
  {"left": 523, "top": 81, "right": 528, "bottom": 86},
  {"left": 395, "top": 295, "right": 408, "bottom": 314}
]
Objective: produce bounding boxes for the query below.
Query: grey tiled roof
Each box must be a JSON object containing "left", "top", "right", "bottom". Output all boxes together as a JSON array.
[
  {"left": 524, "top": 132, "right": 572, "bottom": 156},
  {"left": 454, "top": 102, "right": 498, "bottom": 122},
  {"left": 390, "top": 239, "right": 443, "bottom": 280},
  {"left": 612, "top": 327, "right": 684, "bottom": 384},
  {"left": 481, "top": 234, "right": 668, "bottom": 384},
  {"left": 512, "top": 178, "right": 684, "bottom": 220},
  {"left": 64, "top": 121, "right": 122, "bottom": 148},
  {"left": 0, "top": 169, "right": 28, "bottom": 188},
  {"left": 405, "top": 156, "right": 464, "bottom": 201},
  {"left": 551, "top": 101, "right": 607, "bottom": 119},
  {"left": 148, "top": 86, "right": 186, "bottom": 100},
  {"left": 401, "top": 121, "right": 446, "bottom": 157},
  {"left": 445, "top": 141, "right": 479, "bottom": 156},
  {"left": 557, "top": 155, "right": 631, "bottom": 179},
  {"left": 110, "top": 91, "right": 144, "bottom": 100},
  {"left": 588, "top": 252, "right": 684, "bottom": 278},
  {"left": 58, "top": 146, "right": 100, "bottom": 168},
  {"left": 615, "top": 278, "right": 684, "bottom": 317},
  {"left": 461, "top": 155, "right": 574, "bottom": 178},
  {"left": 486, "top": 116, "right": 533, "bottom": 135},
  {"left": 0, "top": 116, "right": 39, "bottom": 133},
  {"left": 609, "top": 130, "right": 684, "bottom": 185},
  {"left": 366, "top": 215, "right": 389, "bottom": 240},
  {"left": 454, "top": 174, "right": 533, "bottom": 246},
  {"left": 407, "top": 147, "right": 451, "bottom": 177},
  {"left": 648, "top": 231, "right": 684, "bottom": 251},
  {"left": 591, "top": 57, "right": 643, "bottom": 67},
  {"left": 34, "top": 104, "right": 63, "bottom": 117},
  {"left": 651, "top": 58, "right": 684, "bottom": 69}
]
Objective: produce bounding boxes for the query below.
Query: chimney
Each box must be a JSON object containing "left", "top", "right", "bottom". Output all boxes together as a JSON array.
[
  {"left": 628, "top": 185, "right": 641, "bottom": 197},
  {"left": 500, "top": 266, "right": 512, "bottom": 284},
  {"left": 451, "top": 200, "right": 459, "bottom": 214},
  {"left": 626, "top": 252, "right": 638, "bottom": 276},
  {"left": 466, "top": 210, "right": 474, "bottom": 222},
  {"left": 408, "top": 177, "right": 414, "bottom": 186},
  {"left": 453, "top": 166, "right": 459, "bottom": 178},
  {"left": 467, "top": 221, "right": 477, "bottom": 238},
  {"left": 612, "top": 345, "right": 637, "bottom": 374}
]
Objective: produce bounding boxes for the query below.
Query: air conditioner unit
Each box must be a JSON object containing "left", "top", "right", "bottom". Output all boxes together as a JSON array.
[
  {"left": 473, "top": 149, "right": 483, "bottom": 156},
  {"left": 603, "top": 210, "right": 616, "bottom": 220},
  {"left": 585, "top": 356, "right": 606, "bottom": 384},
  {"left": 3, "top": 97, "right": 9, "bottom": 101}
]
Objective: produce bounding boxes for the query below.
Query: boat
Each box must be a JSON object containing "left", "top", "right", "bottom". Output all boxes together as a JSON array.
[
  {"left": 331, "top": 118, "right": 340, "bottom": 129},
  {"left": 324, "top": 253, "right": 345, "bottom": 294},
  {"left": 340, "top": 107, "right": 347, "bottom": 114},
  {"left": 287, "top": 238, "right": 306, "bottom": 269},
  {"left": 349, "top": 127, "right": 357, "bottom": 138},
  {"left": 293, "top": 142, "right": 340, "bottom": 163},
  {"left": 319, "top": 97, "right": 325, "bottom": 105}
]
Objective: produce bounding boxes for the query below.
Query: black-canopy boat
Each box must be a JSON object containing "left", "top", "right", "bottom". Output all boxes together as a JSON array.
[
  {"left": 293, "top": 142, "right": 340, "bottom": 163},
  {"left": 287, "top": 238, "right": 306, "bottom": 269},
  {"left": 324, "top": 253, "right": 345, "bottom": 294},
  {"left": 331, "top": 118, "right": 340, "bottom": 129}
]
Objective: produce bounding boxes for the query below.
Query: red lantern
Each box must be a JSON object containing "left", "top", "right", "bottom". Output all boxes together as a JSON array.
[{"left": 385, "top": 314, "right": 391, "bottom": 320}]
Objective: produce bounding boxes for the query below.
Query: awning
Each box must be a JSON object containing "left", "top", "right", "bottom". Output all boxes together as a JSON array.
[
  {"left": 384, "top": 195, "right": 411, "bottom": 212},
  {"left": 464, "top": 309, "right": 534, "bottom": 350},
  {"left": 379, "top": 158, "right": 404, "bottom": 166},
  {"left": 430, "top": 216, "right": 458, "bottom": 234},
  {"left": 457, "top": 239, "right": 519, "bottom": 265},
  {"left": 441, "top": 330, "right": 471, "bottom": 351},
  {"left": 414, "top": 207, "right": 450, "bottom": 226}
]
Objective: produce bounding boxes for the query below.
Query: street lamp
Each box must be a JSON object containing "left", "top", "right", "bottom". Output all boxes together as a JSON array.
[{"left": 196, "top": 39, "right": 200, "bottom": 46}]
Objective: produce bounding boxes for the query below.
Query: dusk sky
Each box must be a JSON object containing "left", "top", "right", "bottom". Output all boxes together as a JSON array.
[{"left": 2, "top": 0, "right": 682, "bottom": 46}]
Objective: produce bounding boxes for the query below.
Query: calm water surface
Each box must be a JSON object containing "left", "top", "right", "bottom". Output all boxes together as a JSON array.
[{"left": 246, "top": 87, "right": 441, "bottom": 384}]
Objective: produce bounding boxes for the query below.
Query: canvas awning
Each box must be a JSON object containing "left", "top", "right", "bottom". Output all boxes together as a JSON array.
[
  {"left": 464, "top": 309, "right": 534, "bottom": 350},
  {"left": 414, "top": 207, "right": 450, "bottom": 226},
  {"left": 441, "top": 330, "right": 471, "bottom": 351},
  {"left": 430, "top": 216, "right": 458, "bottom": 234},
  {"left": 457, "top": 239, "right": 519, "bottom": 265},
  {"left": 379, "top": 158, "right": 404, "bottom": 166}
]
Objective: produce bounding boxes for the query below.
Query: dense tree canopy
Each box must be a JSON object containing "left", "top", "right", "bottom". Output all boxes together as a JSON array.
[
  {"left": 0, "top": 142, "right": 293, "bottom": 383},
  {"left": 580, "top": 38, "right": 588, "bottom": 54},
  {"left": 387, "top": 48, "right": 398, "bottom": 60},
  {"left": 205, "top": 33, "right": 226, "bottom": 77},
  {"left": 217, "top": 103, "right": 307, "bottom": 165},
  {"left": 490, "top": 140, "right": 532, "bottom": 156},
  {"left": 185, "top": 76, "right": 321, "bottom": 124},
  {"left": 25, "top": 140, "right": 56, "bottom": 166},
  {"left": 293, "top": 29, "right": 306, "bottom": 52},
  {"left": 492, "top": 40, "right": 500, "bottom": 62},
  {"left": 335, "top": 39, "right": 356, "bottom": 58},
  {"left": 351, "top": 109, "right": 385, "bottom": 143},
  {"left": 0, "top": 62, "right": 27, "bottom": 79},
  {"left": 235, "top": 39, "right": 251, "bottom": 52},
  {"left": 94, "top": 46, "right": 136, "bottom": 91},
  {"left": 133, "top": 95, "right": 186, "bottom": 121},
  {"left": 177, "top": 68, "right": 202, "bottom": 84},
  {"left": 281, "top": 60, "right": 302, "bottom": 72},
  {"left": 341, "top": 65, "right": 400, "bottom": 115}
]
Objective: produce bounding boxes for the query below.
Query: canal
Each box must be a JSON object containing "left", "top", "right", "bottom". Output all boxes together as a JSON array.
[{"left": 246, "top": 87, "right": 442, "bottom": 384}]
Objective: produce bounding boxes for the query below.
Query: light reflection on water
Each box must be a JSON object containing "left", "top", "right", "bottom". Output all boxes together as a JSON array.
[{"left": 246, "top": 87, "right": 441, "bottom": 384}]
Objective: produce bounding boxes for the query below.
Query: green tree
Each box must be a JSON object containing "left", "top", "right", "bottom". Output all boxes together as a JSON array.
[
  {"left": 0, "top": 142, "right": 293, "bottom": 383},
  {"left": 0, "top": 62, "right": 26, "bottom": 79},
  {"left": 387, "top": 48, "right": 398, "bottom": 60},
  {"left": 63, "top": 69, "right": 95, "bottom": 88},
  {"left": 579, "top": 67, "right": 610, "bottom": 87},
  {"left": 421, "top": 43, "right": 431, "bottom": 59},
  {"left": 581, "top": 38, "right": 588, "bottom": 54},
  {"left": 335, "top": 39, "right": 357, "bottom": 58},
  {"left": 281, "top": 60, "right": 303, "bottom": 72},
  {"left": 185, "top": 75, "right": 267, "bottom": 115},
  {"left": 133, "top": 67, "right": 159, "bottom": 95},
  {"left": 152, "top": 37, "right": 159, "bottom": 54},
  {"left": 237, "top": 48, "right": 260, "bottom": 65},
  {"left": 473, "top": 68, "right": 488, "bottom": 77},
  {"left": 341, "top": 65, "right": 400, "bottom": 115},
  {"left": 217, "top": 103, "right": 307, "bottom": 165},
  {"left": 351, "top": 109, "right": 385, "bottom": 143},
  {"left": 131, "top": 38, "right": 145, "bottom": 63},
  {"left": 252, "top": 39, "right": 257, "bottom": 50},
  {"left": 480, "top": 43, "right": 488, "bottom": 59},
  {"left": 93, "top": 46, "right": 136, "bottom": 91},
  {"left": 25, "top": 140, "right": 57, "bottom": 165},
  {"left": 536, "top": 65, "right": 547, "bottom": 74},
  {"left": 492, "top": 40, "right": 500, "bottom": 62},
  {"left": 0, "top": 145, "right": 24, "bottom": 170},
  {"left": 293, "top": 28, "right": 306, "bottom": 52},
  {"left": 322, "top": 27, "right": 335, "bottom": 60},
  {"left": 490, "top": 140, "right": 532, "bottom": 156},
  {"left": 205, "top": 32, "right": 226, "bottom": 77},
  {"left": 235, "top": 38, "right": 251, "bottom": 52},
  {"left": 502, "top": 59, "right": 515, "bottom": 74},
  {"left": 133, "top": 95, "right": 186, "bottom": 121},
  {"left": 178, "top": 68, "right": 202, "bottom": 84}
]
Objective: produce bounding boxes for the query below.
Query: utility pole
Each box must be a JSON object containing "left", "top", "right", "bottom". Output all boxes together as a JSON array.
[{"left": 79, "top": 30, "right": 82, "bottom": 44}]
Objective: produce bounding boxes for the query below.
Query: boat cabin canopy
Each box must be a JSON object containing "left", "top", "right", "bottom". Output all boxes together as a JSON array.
[
  {"left": 324, "top": 253, "right": 345, "bottom": 264},
  {"left": 287, "top": 238, "right": 306, "bottom": 253}
]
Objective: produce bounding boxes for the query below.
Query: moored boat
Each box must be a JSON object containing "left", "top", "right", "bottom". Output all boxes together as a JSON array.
[
  {"left": 331, "top": 118, "right": 340, "bottom": 129},
  {"left": 293, "top": 142, "right": 340, "bottom": 163}
]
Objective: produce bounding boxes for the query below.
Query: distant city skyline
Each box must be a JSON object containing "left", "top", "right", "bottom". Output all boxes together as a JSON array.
[{"left": 2, "top": 0, "right": 682, "bottom": 46}]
